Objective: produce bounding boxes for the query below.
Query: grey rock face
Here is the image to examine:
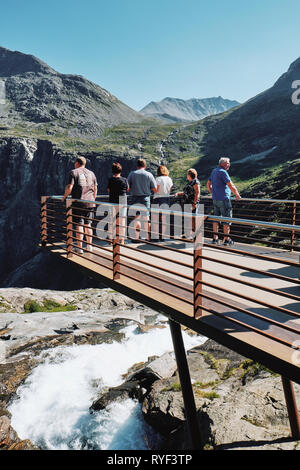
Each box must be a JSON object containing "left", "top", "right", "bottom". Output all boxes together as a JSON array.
[
  {"left": 0, "top": 137, "right": 138, "bottom": 283},
  {"left": 140, "top": 96, "right": 240, "bottom": 123},
  {"left": 141, "top": 339, "right": 300, "bottom": 450},
  {"left": 0, "top": 46, "right": 142, "bottom": 137}
]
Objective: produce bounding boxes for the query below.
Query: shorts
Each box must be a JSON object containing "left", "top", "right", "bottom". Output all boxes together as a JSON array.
[
  {"left": 213, "top": 199, "right": 232, "bottom": 225},
  {"left": 72, "top": 205, "right": 95, "bottom": 225},
  {"left": 108, "top": 204, "right": 127, "bottom": 218},
  {"left": 129, "top": 195, "right": 151, "bottom": 218}
]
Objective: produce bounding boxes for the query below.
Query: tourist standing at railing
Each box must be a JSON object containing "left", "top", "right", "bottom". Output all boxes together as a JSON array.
[
  {"left": 206, "top": 157, "right": 241, "bottom": 246},
  {"left": 62, "top": 156, "right": 98, "bottom": 253},
  {"left": 152, "top": 165, "right": 173, "bottom": 240},
  {"left": 174, "top": 169, "right": 200, "bottom": 239},
  {"left": 107, "top": 162, "right": 129, "bottom": 244},
  {"left": 127, "top": 158, "right": 157, "bottom": 240}
]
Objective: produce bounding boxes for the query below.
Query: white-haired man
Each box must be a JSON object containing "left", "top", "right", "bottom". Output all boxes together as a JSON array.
[{"left": 206, "top": 157, "right": 241, "bottom": 246}]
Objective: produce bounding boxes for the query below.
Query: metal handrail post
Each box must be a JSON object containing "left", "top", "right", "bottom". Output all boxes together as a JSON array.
[
  {"left": 291, "top": 202, "right": 296, "bottom": 252},
  {"left": 113, "top": 206, "right": 120, "bottom": 280},
  {"left": 41, "top": 196, "right": 48, "bottom": 247},
  {"left": 66, "top": 199, "right": 73, "bottom": 258},
  {"left": 194, "top": 213, "right": 203, "bottom": 319}
]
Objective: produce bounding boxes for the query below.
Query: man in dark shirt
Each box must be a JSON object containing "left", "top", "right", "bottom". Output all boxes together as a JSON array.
[
  {"left": 62, "top": 156, "right": 98, "bottom": 253},
  {"left": 107, "top": 162, "right": 129, "bottom": 243}
]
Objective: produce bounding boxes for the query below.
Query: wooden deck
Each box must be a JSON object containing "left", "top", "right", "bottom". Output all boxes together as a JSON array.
[{"left": 43, "top": 239, "right": 300, "bottom": 385}]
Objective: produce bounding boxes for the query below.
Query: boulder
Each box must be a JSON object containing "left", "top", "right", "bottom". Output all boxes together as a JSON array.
[
  {"left": 91, "top": 352, "right": 177, "bottom": 412},
  {"left": 142, "top": 339, "right": 300, "bottom": 450},
  {"left": 0, "top": 415, "right": 38, "bottom": 450}
]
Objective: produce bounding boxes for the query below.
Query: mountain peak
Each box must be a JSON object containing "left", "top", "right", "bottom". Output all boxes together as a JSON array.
[
  {"left": 140, "top": 96, "right": 240, "bottom": 123},
  {"left": 0, "top": 46, "right": 56, "bottom": 77}
]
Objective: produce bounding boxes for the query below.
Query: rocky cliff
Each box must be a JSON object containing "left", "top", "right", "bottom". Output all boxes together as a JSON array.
[{"left": 0, "top": 136, "right": 139, "bottom": 284}]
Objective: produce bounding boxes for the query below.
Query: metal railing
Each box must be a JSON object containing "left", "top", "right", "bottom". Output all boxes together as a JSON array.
[
  {"left": 200, "top": 195, "right": 300, "bottom": 252},
  {"left": 41, "top": 196, "right": 300, "bottom": 343}
]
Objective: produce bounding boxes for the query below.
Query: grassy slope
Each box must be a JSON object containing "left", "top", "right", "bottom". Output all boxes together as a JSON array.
[{"left": 1, "top": 110, "right": 299, "bottom": 198}]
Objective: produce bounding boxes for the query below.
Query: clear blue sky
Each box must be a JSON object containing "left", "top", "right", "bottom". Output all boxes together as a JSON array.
[{"left": 1, "top": 0, "right": 300, "bottom": 110}]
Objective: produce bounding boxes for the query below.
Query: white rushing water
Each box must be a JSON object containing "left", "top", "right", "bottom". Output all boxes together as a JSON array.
[{"left": 8, "top": 322, "right": 206, "bottom": 450}]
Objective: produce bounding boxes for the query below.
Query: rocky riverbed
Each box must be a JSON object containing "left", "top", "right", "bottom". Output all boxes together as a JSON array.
[{"left": 0, "top": 287, "right": 299, "bottom": 451}]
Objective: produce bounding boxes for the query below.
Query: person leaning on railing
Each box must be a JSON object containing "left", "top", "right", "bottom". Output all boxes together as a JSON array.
[
  {"left": 206, "top": 157, "right": 241, "bottom": 246},
  {"left": 62, "top": 156, "right": 98, "bottom": 253},
  {"left": 174, "top": 168, "right": 200, "bottom": 239}
]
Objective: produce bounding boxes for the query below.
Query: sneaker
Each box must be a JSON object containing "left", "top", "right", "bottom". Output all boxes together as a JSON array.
[
  {"left": 86, "top": 245, "right": 93, "bottom": 252},
  {"left": 211, "top": 239, "right": 220, "bottom": 245},
  {"left": 75, "top": 248, "right": 83, "bottom": 254},
  {"left": 223, "top": 238, "right": 234, "bottom": 246}
]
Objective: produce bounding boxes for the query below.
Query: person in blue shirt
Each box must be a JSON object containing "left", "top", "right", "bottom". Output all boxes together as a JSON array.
[{"left": 206, "top": 157, "right": 241, "bottom": 246}]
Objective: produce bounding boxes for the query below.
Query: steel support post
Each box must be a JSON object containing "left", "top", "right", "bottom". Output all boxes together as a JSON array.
[
  {"left": 281, "top": 376, "right": 300, "bottom": 440},
  {"left": 169, "top": 319, "right": 203, "bottom": 449}
]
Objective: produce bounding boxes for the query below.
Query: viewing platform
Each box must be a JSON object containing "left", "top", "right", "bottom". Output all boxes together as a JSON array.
[{"left": 40, "top": 195, "right": 300, "bottom": 447}]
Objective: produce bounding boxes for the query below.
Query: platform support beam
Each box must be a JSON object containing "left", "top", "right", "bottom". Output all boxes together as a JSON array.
[
  {"left": 169, "top": 319, "right": 203, "bottom": 449},
  {"left": 281, "top": 376, "right": 300, "bottom": 440}
]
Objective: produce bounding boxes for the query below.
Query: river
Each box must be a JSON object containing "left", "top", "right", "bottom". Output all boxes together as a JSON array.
[{"left": 8, "top": 320, "right": 206, "bottom": 450}]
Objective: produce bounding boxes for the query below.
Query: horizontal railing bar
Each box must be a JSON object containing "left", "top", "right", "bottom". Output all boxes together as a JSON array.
[
  {"left": 49, "top": 196, "right": 300, "bottom": 232},
  {"left": 206, "top": 215, "right": 300, "bottom": 232},
  {"left": 203, "top": 242, "right": 300, "bottom": 267},
  {"left": 117, "top": 259, "right": 193, "bottom": 294},
  {"left": 50, "top": 194, "right": 300, "bottom": 205},
  {"left": 200, "top": 253, "right": 300, "bottom": 285},
  {"left": 118, "top": 241, "right": 194, "bottom": 268},
  {"left": 69, "top": 235, "right": 112, "bottom": 252},
  {"left": 204, "top": 228, "right": 300, "bottom": 251},
  {"left": 198, "top": 294, "right": 298, "bottom": 349},
  {"left": 117, "top": 250, "right": 194, "bottom": 283},
  {"left": 70, "top": 243, "right": 113, "bottom": 262},
  {"left": 200, "top": 196, "right": 300, "bottom": 204},
  {"left": 200, "top": 279, "right": 300, "bottom": 321},
  {"left": 116, "top": 264, "right": 194, "bottom": 305},
  {"left": 200, "top": 266, "right": 300, "bottom": 302}
]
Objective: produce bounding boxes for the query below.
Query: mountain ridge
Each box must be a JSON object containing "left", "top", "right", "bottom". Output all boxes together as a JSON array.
[
  {"left": 0, "top": 46, "right": 143, "bottom": 138},
  {"left": 140, "top": 96, "right": 240, "bottom": 123}
]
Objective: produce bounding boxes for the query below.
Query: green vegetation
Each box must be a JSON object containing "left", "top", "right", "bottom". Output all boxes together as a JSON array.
[
  {"left": 161, "top": 382, "right": 182, "bottom": 392},
  {"left": 239, "top": 359, "right": 279, "bottom": 380},
  {"left": 194, "top": 390, "right": 220, "bottom": 400},
  {"left": 23, "top": 299, "right": 78, "bottom": 313},
  {"left": 193, "top": 380, "right": 219, "bottom": 389}
]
